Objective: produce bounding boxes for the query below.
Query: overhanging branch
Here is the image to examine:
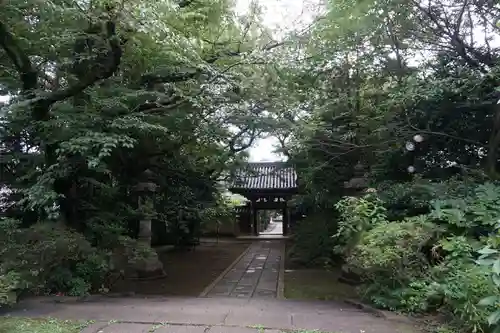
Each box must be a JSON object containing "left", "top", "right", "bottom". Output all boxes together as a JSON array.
[
  {"left": 0, "top": 19, "right": 125, "bottom": 121},
  {"left": 0, "top": 20, "right": 38, "bottom": 92}
]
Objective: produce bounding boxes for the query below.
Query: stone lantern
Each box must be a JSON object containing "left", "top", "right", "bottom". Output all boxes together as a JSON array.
[
  {"left": 343, "top": 163, "right": 369, "bottom": 195},
  {"left": 131, "top": 169, "right": 165, "bottom": 278},
  {"left": 134, "top": 169, "right": 157, "bottom": 245}
]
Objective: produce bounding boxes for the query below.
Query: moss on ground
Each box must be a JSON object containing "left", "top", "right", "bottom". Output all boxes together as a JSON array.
[
  {"left": 284, "top": 268, "right": 358, "bottom": 301},
  {"left": 0, "top": 317, "right": 88, "bottom": 333}
]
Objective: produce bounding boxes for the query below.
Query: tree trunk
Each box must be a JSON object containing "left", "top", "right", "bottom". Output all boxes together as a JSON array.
[{"left": 486, "top": 105, "right": 500, "bottom": 178}]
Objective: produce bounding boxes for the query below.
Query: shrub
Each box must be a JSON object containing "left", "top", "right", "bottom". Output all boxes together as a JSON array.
[
  {"left": 199, "top": 198, "right": 237, "bottom": 236},
  {"left": 0, "top": 219, "right": 110, "bottom": 297},
  {"left": 0, "top": 271, "right": 21, "bottom": 306},
  {"left": 0, "top": 217, "right": 158, "bottom": 301},
  {"left": 346, "top": 216, "right": 438, "bottom": 290},
  {"left": 377, "top": 177, "right": 476, "bottom": 220},
  {"left": 288, "top": 213, "right": 338, "bottom": 267},
  {"left": 477, "top": 223, "right": 500, "bottom": 333},
  {"left": 341, "top": 181, "right": 500, "bottom": 332},
  {"left": 431, "top": 261, "right": 495, "bottom": 332},
  {"left": 333, "top": 194, "right": 387, "bottom": 257}
]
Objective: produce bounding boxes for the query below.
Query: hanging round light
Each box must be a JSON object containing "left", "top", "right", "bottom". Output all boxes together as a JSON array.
[
  {"left": 407, "top": 165, "right": 416, "bottom": 173},
  {"left": 405, "top": 141, "right": 415, "bottom": 151},
  {"left": 413, "top": 134, "right": 423, "bottom": 143}
]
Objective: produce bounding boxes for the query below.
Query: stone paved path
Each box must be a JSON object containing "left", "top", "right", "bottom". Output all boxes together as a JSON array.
[
  {"left": 6, "top": 297, "right": 420, "bottom": 333},
  {"left": 260, "top": 221, "right": 282, "bottom": 235},
  {"left": 2, "top": 241, "right": 420, "bottom": 333},
  {"left": 203, "top": 241, "right": 283, "bottom": 299}
]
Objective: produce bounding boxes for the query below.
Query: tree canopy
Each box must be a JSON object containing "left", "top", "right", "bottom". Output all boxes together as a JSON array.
[
  {"left": 0, "top": 0, "right": 297, "bottom": 297},
  {"left": 2, "top": 0, "right": 500, "bottom": 331}
]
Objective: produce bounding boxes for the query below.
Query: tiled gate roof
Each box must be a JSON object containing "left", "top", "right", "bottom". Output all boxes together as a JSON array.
[{"left": 230, "top": 162, "right": 297, "bottom": 191}]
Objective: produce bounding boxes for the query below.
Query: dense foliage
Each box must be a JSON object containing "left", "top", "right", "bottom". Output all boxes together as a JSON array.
[
  {"left": 273, "top": 0, "right": 500, "bottom": 332},
  {"left": 3, "top": 0, "right": 500, "bottom": 331},
  {"left": 0, "top": 0, "right": 285, "bottom": 300},
  {"left": 336, "top": 182, "right": 500, "bottom": 333}
]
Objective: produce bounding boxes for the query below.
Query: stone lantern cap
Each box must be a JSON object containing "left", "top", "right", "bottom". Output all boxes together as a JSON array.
[
  {"left": 134, "top": 169, "right": 157, "bottom": 193},
  {"left": 343, "top": 162, "right": 369, "bottom": 189},
  {"left": 142, "top": 169, "right": 156, "bottom": 180},
  {"left": 134, "top": 182, "right": 157, "bottom": 192},
  {"left": 343, "top": 177, "right": 369, "bottom": 189}
]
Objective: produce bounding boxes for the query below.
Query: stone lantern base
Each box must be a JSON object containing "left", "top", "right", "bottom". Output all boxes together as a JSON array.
[{"left": 127, "top": 252, "right": 166, "bottom": 280}]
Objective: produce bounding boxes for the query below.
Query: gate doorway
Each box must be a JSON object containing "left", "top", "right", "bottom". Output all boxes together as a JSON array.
[
  {"left": 260, "top": 210, "right": 284, "bottom": 235},
  {"left": 229, "top": 162, "right": 298, "bottom": 236}
]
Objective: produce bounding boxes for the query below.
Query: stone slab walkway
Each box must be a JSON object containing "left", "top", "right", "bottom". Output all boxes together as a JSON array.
[
  {"left": 2, "top": 241, "right": 420, "bottom": 333},
  {"left": 203, "top": 241, "right": 283, "bottom": 299},
  {"left": 5, "top": 297, "right": 420, "bottom": 333},
  {"left": 260, "top": 221, "right": 283, "bottom": 235}
]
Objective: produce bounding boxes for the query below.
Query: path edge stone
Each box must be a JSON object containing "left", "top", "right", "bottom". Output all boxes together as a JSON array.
[
  {"left": 276, "top": 241, "right": 286, "bottom": 300},
  {"left": 344, "top": 298, "right": 386, "bottom": 318},
  {"left": 344, "top": 299, "right": 422, "bottom": 328},
  {"left": 199, "top": 242, "right": 253, "bottom": 297}
]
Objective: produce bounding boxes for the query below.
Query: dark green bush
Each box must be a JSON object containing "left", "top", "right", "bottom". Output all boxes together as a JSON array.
[
  {"left": 346, "top": 216, "right": 439, "bottom": 296},
  {"left": 327, "top": 180, "right": 500, "bottom": 332},
  {"left": 377, "top": 177, "right": 476, "bottom": 221},
  {"left": 0, "top": 271, "right": 21, "bottom": 306},
  {"left": 0, "top": 219, "right": 110, "bottom": 298},
  {"left": 0, "top": 217, "right": 158, "bottom": 301},
  {"left": 288, "top": 213, "right": 338, "bottom": 267}
]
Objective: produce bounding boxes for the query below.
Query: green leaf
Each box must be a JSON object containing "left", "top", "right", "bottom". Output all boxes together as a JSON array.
[
  {"left": 479, "top": 296, "right": 499, "bottom": 307},
  {"left": 493, "top": 274, "right": 500, "bottom": 287},
  {"left": 477, "top": 258, "right": 496, "bottom": 266},
  {"left": 488, "top": 310, "right": 500, "bottom": 326},
  {"left": 478, "top": 247, "right": 498, "bottom": 255},
  {"left": 494, "top": 260, "right": 500, "bottom": 275}
]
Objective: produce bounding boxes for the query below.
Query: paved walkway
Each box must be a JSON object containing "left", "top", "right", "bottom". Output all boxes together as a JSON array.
[
  {"left": 260, "top": 221, "right": 283, "bottom": 235},
  {"left": 203, "top": 241, "right": 283, "bottom": 299},
  {"left": 6, "top": 297, "right": 419, "bottom": 333},
  {"left": 3, "top": 240, "right": 420, "bottom": 333}
]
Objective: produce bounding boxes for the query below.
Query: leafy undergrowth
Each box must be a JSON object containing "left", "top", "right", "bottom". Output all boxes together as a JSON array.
[
  {"left": 0, "top": 317, "right": 88, "bottom": 333},
  {"left": 284, "top": 268, "right": 357, "bottom": 301}
]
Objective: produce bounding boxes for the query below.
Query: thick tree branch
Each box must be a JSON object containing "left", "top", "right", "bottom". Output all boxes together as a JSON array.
[
  {"left": 177, "top": 0, "right": 195, "bottom": 8},
  {"left": 412, "top": 0, "right": 494, "bottom": 71},
  {"left": 228, "top": 126, "right": 257, "bottom": 153},
  {"left": 140, "top": 39, "right": 286, "bottom": 88},
  {"left": 42, "top": 27, "right": 125, "bottom": 107},
  {"left": 1, "top": 19, "right": 125, "bottom": 121},
  {"left": 140, "top": 68, "right": 201, "bottom": 87},
  {"left": 454, "top": 0, "right": 468, "bottom": 32},
  {"left": 0, "top": 20, "right": 38, "bottom": 92},
  {"left": 276, "top": 133, "right": 291, "bottom": 157}
]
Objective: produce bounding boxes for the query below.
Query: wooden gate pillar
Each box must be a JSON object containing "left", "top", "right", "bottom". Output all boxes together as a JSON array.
[
  {"left": 282, "top": 206, "right": 289, "bottom": 236},
  {"left": 252, "top": 200, "right": 258, "bottom": 236}
]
